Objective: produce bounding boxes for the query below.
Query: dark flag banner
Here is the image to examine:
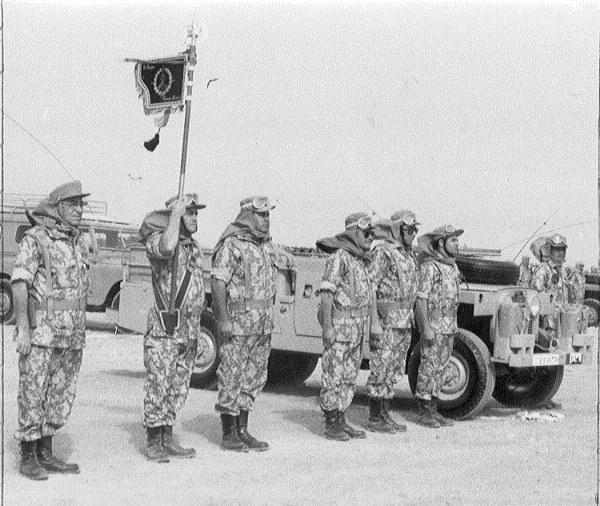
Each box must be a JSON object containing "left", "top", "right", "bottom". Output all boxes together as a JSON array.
[
  {"left": 126, "top": 54, "right": 188, "bottom": 150},
  {"left": 133, "top": 56, "right": 186, "bottom": 114}
]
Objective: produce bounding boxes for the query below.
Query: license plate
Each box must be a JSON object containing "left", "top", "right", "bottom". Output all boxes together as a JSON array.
[
  {"left": 531, "top": 354, "right": 560, "bottom": 367},
  {"left": 568, "top": 353, "right": 583, "bottom": 365}
]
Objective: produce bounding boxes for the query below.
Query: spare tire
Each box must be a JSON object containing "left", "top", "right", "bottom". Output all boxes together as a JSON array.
[{"left": 456, "top": 257, "right": 520, "bottom": 285}]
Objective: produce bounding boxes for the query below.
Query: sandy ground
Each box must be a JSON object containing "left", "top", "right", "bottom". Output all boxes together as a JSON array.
[{"left": 1, "top": 315, "right": 598, "bottom": 506}]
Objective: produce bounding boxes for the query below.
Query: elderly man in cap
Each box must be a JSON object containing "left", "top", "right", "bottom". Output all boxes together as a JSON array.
[
  {"left": 139, "top": 193, "right": 207, "bottom": 462},
  {"left": 211, "top": 196, "right": 279, "bottom": 452},
  {"left": 11, "top": 181, "right": 91, "bottom": 480},
  {"left": 413, "top": 224, "right": 463, "bottom": 429},
  {"left": 366, "top": 210, "right": 420, "bottom": 434},
  {"left": 316, "top": 212, "right": 380, "bottom": 441}
]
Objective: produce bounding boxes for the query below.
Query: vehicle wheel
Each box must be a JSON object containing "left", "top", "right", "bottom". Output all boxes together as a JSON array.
[
  {"left": 267, "top": 351, "right": 319, "bottom": 385},
  {"left": 583, "top": 298, "right": 599, "bottom": 327},
  {"left": 492, "top": 365, "right": 564, "bottom": 409},
  {"left": 190, "top": 311, "right": 219, "bottom": 390},
  {"left": 0, "top": 279, "right": 15, "bottom": 324},
  {"left": 456, "top": 257, "right": 520, "bottom": 285},
  {"left": 407, "top": 328, "right": 496, "bottom": 419}
]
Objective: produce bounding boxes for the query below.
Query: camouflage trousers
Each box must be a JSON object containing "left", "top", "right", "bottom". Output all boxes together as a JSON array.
[
  {"left": 143, "top": 336, "right": 198, "bottom": 427},
  {"left": 16, "top": 345, "right": 82, "bottom": 441},
  {"left": 215, "top": 333, "right": 271, "bottom": 416},
  {"left": 415, "top": 332, "right": 455, "bottom": 401},
  {"left": 320, "top": 316, "right": 368, "bottom": 412},
  {"left": 367, "top": 327, "right": 412, "bottom": 399}
]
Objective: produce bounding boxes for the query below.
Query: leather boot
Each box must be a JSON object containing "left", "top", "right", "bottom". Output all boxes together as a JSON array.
[
  {"left": 19, "top": 440, "right": 48, "bottom": 481},
  {"left": 415, "top": 399, "right": 441, "bottom": 429},
  {"left": 431, "top": 398, "right": 454, "bottom": 427},
  {"left": 323, "top": 409, "right": 349, "bottom": 441},
  {"left": 237, "top": 410, "right": 269, "bottom": 452},
  {"left": 366, "top": 397, "right": 395, "bottom": 433},
  {"left": 145, "top": 426, "right": 169, "bottom": 462},
  {"left": 381, "top": 399, "right": 407, "bottom": 433},
  {"left": 220, "top": 414, "right": 249, "bottom": 452},
  {"left": 337, "top": 411, "right": 366, "bottom": 439},
  {"left": 37, "top": 436, "right": 80, "bottom": 474},
  {"left": 162, "top": 425, "right": 196, "bottom": 458}
]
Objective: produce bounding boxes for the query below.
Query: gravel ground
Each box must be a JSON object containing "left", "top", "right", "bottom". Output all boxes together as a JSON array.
[{"left": 1, "top": 315, "right": 598, "bottom": 506}]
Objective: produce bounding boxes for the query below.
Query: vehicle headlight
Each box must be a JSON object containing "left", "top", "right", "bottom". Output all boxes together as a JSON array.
[{"left": 527, "top": 295, "right": 540, "bottom": 317}]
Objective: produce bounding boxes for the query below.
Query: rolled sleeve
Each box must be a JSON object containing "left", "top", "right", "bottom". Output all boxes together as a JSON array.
[
  {"left": 319, "top": 280, "right": 337, "bottom": 293},
  {"left": 10, "top": 235, "right": 40, "bottom": 286},
  {"left": 416, "top": 263, "right": 435, "bottom": 300},
  {"left": 145, "top": 232, "right": 172, "bottom": 260},
  {"left": 211, "top": 239, "right": 237, "bottom": 284}
]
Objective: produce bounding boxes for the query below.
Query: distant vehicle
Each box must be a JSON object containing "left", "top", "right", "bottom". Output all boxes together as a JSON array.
[
  {"left": 583, "top": 271, "right": 600, "bottom": 327},
  {"left": 117, "top": 245, "right": 593, "bottom": 419},
  {"left": 0, "top": 193, "right": 139, "bottom": 323}
]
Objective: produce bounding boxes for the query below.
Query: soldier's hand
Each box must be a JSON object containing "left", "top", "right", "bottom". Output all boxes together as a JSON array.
[
  {"left": 15, "top": 325, "right": 32, "bottom": 355},
  {"left": 421, "top": 328, "right": 435, "bottom": 343},
  {"left": 322, "top": 326, "right": 336, "bottom": 346},
  {"left": 168, "top": 196, "right": 189, "bottom": 218},
  {"left": 217, "top": 318, "right": 232, "bottom": 340}
]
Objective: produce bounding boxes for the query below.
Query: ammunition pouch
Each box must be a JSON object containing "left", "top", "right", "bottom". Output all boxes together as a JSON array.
[{"left": 332, "top": 306, "right": 369, "bottom": 320}]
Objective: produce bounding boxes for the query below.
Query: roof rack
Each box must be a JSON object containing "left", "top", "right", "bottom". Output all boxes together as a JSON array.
[{"left": 1, "top": 193, "right": 108, "bottom": 216}]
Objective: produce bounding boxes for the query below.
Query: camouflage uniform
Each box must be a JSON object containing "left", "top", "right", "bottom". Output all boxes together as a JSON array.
[
  {"left": 367, "top": 242, "right": 418, "bottom": 399},
  {"left": 11, "top": 224, "right": 89, "bottom": 441},
  {"left": 530, "top": 262, "right": 567, "bottom": 305},
  {"left": 518, "top": 256, "right": 531, "bottom": 287},
  {"left": 212, "top": 236, "right": 277, "bottom": 415},
  {"left": 415, "top": 260, "right": 460, "bottom": 401},
  {"left": 143, "top": 233, "right": 206, "bottom": 428},
  {"left": 567, "top": 265, "right": 586, "bottom": 305},
  {"left": 319, "top": 249, "right": 371, "bottom": 412}
]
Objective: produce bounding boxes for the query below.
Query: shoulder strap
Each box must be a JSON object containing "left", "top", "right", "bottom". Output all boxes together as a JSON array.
[{"left": 30, "top": 228, "right": 53, "bottom": 299}]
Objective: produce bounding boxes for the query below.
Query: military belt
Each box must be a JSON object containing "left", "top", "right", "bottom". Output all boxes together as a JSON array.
[
  {"left": 229, "top": 299, "right": 273, "bottom": 312},
  {"left": 39, "top": 297, "right": 87, "bottom": 312},
  {"left": 332, "top": 306, "right": 369, "bottom": 319},
  {"left": 376, "top": 300, "right": 413, "bottom": 315}
]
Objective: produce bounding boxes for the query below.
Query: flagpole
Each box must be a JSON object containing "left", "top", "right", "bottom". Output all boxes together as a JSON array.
[{"left": 168, "top": 23, "right": 199, "bottom": 316}]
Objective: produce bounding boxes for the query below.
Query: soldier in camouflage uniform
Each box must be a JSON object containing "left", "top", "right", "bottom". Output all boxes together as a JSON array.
[
  {"left": 139, "top": 193, "right": 207, "bottom": 462},
  {"left": 366, "top": 210, "right": 420, "bottom": 434},
  {"left": 11, "top": 181, "right": 91, "bottom": 480},
  {"left": 316, "top": 212, "right": 380, "bottom": 441},
  {"left": 518, "top": 255, "right": 532, "bottom": 287},
  {"left": 566, "top": 262, "right": 585, "bottom": 305},
  {"left": 211, "top": 196, "right": 278, "bottom": 452},
  {"left": 414, "top": 225, "right": 463, "bottom": 429}
]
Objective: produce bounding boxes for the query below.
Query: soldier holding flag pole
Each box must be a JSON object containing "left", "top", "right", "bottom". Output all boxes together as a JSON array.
[{"left": 128, "top": 23, "right": 206, "bottom": 462}]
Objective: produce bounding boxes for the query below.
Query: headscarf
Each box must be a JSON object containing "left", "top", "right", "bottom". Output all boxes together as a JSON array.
[
  {"left": 213, "top": 207, "right": 271, "bottom": 254},
  {"left": 316, "top": 228, "right": 370, "bottom": 260},
  {"left": 27, "top": 197, "right": 79, "bottom": 235},
  {"left": 417, "top": 225, "right": 463, "bottom": 267}
]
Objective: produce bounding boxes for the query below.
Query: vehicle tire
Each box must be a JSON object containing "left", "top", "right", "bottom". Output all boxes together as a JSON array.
[
  {"left": 0, "top": 279, "right": 15, "bottom": 324},
  {"left": 492, "top": 365, "right": 564, "bottom": 409},
  {"left": 267, "top": 351, "right": 319, "bottom": 385},
  {"left": 190, "top": 311, "right": 219, "bottom": 390},
  {"left": 456, "top": 257, "right": 520, "bottom": 286},
  {"left": 585, "top": 273, "right": 600, "bottom": 286},
  {"left": 407, "top": 328, "right": 496, "bottom": 419},
  {"left": 583, "top": 298, "right": 599, "bottom": 327}
]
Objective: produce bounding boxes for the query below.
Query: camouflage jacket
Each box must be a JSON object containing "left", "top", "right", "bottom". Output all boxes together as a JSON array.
[
  {"left": 145, "top": 232, "right": 206, "bottom": 343},
  {"left": 211, "top": 236, "right": 277, "bottom": 336},
  {"left": 320, "top": 249, "right": 371, "bottom": 319},
  {"left": 530, "top": 262, "right": 567, "bottom": 305},
  {"left": 368, "top": 241, "right": 418, "bottom": 329},
  {"left": 11, "top": 223, "right": 89, "bottom": 348},
  {"left": 416, "top": 259, "right": 460, "bottom": 334}
]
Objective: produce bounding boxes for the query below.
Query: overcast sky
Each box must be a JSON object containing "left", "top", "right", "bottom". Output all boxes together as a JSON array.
[{"left": 2, "top": 1, "right": 598, "bottom": 266}]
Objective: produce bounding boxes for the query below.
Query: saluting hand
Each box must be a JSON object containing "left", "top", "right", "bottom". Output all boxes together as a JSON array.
[
  {"left": 15, "top": 324, "right": 32, "bottom": 355},
  {"left": 168, "top": 196, "right": 189, "bottom": 219}
]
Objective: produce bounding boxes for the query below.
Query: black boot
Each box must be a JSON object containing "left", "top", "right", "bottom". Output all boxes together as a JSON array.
[
  {"left": 323, "top": 409, "right": 350, "bottom": 441},
  {"left": 162, "top": 425, "right": 196, "bottom": 458},
  {"left": 37, "top": 436, "right": 80, "bottom": 474},
  {"left": 366, "top": 397, "right": 395, "bottom": 434},
  {"left": 431, "top": 398, "right": 454, "bottom": 427},
  {"left": 237, "top": 410, "right": 269, "bottom": 452},
  {"left": 145, "top": 426, "right": 169, "bottom": 462},
  {"left": 381, "top": 399, "right": 407, "bottom": 433},
  {"left": 337, "top": 411, "right": 366, "bottom": 439},
  {"left": 220, "top": 414, "right": 249, "bottom": 452},
  {"left": 415, "top": 399, "right": 441, "bottom": 429},
  {"left": 19, "top": 440, "right": 48, "bottom": 481}
]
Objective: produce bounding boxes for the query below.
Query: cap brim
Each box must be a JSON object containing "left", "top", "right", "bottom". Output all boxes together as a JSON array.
[
  {"left": 187, "top": 203, "right": 207, "bottom": 210},
  {"left": 58, "top": 192, "right": 91, "bottom": 202}
]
